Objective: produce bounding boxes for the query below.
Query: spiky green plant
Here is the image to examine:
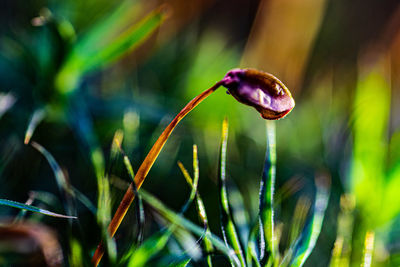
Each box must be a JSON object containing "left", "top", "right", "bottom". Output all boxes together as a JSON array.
[{"left": 104, "top": 118, "right": 329, "bottom": 267}]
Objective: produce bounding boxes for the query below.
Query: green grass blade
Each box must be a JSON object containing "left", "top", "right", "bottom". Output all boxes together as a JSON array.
[
  {"left": 150, "top": 147, "right": 203, "bottom": 261},
  {"left": 246, "top": 222, "right": 261, "bottom": 267},
  {"left": 53, "top": 0, "right": 140, "bottom": 94},
  {"left": 122, "top": 153, "right": 145, "bottom": 245},
  {"left": 193, "top": 144, "right": 214, "bottom": 267},
  {"left": 196, "top": 202, "right": 214, "bottom": 267},
  {"left": 123, "top": 154, "right": 136, "bottom": 182},
  {"left": 82, "top": 6, "right": 167, "bottom": 72},
  {"left": 218, "top": 118, "right": 246, "bottom": 267},
  {"left": 168, "top": 258, "right": 191, "bottom": 267},
  {"left": 178, "top": 161, "right": 193, "bottom": 186},
  {"left": 228, "top": 182, "right": 250, "bottom": 249},
  {"left": 30, "top": 141, "right": 75, "bottom": 217},
  {"left": 24, "top": 108, "right": 46, "bottom": 144},
  {"left": 288, "top": 197, "right": 311, "bottom": 246},
  {"left": 112, "top": 140, "right": 146, "bottom": 260},
  {"left": 285, "top": 175, "right": 330, "bottom": 267},
  {"left": 179, "top": 145, "right": 200, "bottom": 213},
  {"left": 68, "top": 101, "right": 108, "bottom": 222},
  {"left": 111, "top": 129, "right": 145, "bottom": 244},
  {"left": 71, "top": 186, "right": 97, "bottom": 215},
  {"left": 139, "top": 189, "right": 240, "bottom": 266},
  {"left": 31, "top": 141, "right": 74, "bottom": 197},
  {"left": 329, "top": 194, "right": 355, "bottom": 267},
  {"left": 125, "top": 227, "right": 174, "bottom": 267},
  {"left": 155, "top": 214, "right": 202, "bottom": 262},
  {"left": 259, "top": 120, "right": 276, "bottom": 263},
  {"left": 178, "top": 150, "right": 213, "bottom": 267},
  {"left": 0, "top": 198, "right": 76, "bottom": 219},
  {"left": 71, "top": 1, "right": 140, "bottom": 57},
  {"left": 69, "top": 238, "right": 85, "bottom": 267},
  {"left": 69, "top": 101, "right": 115, "bottom": 262},
  {"left": 361, "top": 231, "right": 375, "bottom": 267},
  {"left": 13, "top": 192, "right": 35, "bottom": 222},
  {"left": 115, "top": 136, "right": 145, "bottom": 246},
  {"left": 382, "top": 159, "right": 400, "bottom": 222},
  {"left": 55, "top": 4, "right": 167, "bottom": 94},
  {"left": 110, "top": 133, "right": 147, "bottom": 253}
]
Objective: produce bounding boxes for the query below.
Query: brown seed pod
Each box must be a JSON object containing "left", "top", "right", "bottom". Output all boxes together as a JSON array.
[{"left": 222, "top": 68, "right": 295, "bottom": 120}]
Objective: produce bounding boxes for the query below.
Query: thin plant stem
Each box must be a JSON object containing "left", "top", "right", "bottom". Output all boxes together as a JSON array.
[
  {"left": 92, "top": 80, "right": 224, "bottom": 266},
  {"left": 259, "top": 120, "right": 276, "bottom": 264},
  {"left": 362, "top": 231, "right": 375, "bottom": 267}
]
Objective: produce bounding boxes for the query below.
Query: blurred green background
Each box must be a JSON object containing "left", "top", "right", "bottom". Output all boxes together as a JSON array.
[{"left": 0, "top": 0, "right": 400, "bottom": 266}]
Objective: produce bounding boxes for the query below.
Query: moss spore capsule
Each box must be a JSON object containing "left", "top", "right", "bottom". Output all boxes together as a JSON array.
[{"left": 222, "top": 68, "right": 295, "bottom": 120}]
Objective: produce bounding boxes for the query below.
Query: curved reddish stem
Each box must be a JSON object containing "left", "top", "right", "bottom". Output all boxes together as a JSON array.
[{"left": 92, "top": 81, "right": 223, "bottom": 266}]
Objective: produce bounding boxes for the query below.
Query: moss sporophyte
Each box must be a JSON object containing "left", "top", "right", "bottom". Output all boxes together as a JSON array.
[
  {"left": 223, "top": 68, "right": 295, "bottom": 120},
  {"left": 92, "top": 68, "right": 295, "bottom": 266}
]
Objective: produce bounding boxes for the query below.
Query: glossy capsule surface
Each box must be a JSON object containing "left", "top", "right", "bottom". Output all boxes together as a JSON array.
[{"left": 222, "top": 68, "right": 295, "bottom": 120}]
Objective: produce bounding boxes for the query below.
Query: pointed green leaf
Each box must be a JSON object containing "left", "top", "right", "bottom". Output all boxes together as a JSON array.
[
  {"left": 13, "top": 192, "right": 35, "bottom": 222},
  {"left": 288, "top": 197, "right": 311, "bottom": 246},
  {"left": 283, "top": 175, "right": 330, "bottom": 267},
  {"left": 178, "top": 147, "right": 213, "bottom": 266},
  {"left": 82, "top": 6, "right": 167, "bottom": 72},
  {"left": 0, "top": 198, "right": 76, "bottom": 219},
  {"left": 218, "top": 118, "right": 246, "bottom": 267},
  {"left": 31, "top": 142, "right": 74, "bottom": 197},
  {"left": 361, "top": 231, "right": 375, "bottom": 267},
  {"left": 228, "top": 182, "right": 250, "bottom": 249},
  {"left": 139, "top": 189, "right": 240, "bottom": 266},
  {"left": 179, "top": 145, "right": 200, "bottom": 213},
  {"left": 125, "top": 227, "right": 174, "bottom": 267},
  {"left": 31, "top": 141, "right": 75, "bottom": 217},
  {"left": 55, "top": 4, "right": 167, "bottom": 94},
  {"left": 329, "top": 194, "right": 355, "bottom": 267},
  {"left": 118, "top": 141, "right": 145, "bottom": 245},
  {"left": 24, "top": 108, "right": 46, "bottom": 144},
  {"left": 246, "top": 222, "right": 261, "bottom": 267},
  {"left": 169, "top": 257, "right": 191, "bottom": 267},
  {"left": 72, "top": 187, "right": 97, "bottom": 215}
]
